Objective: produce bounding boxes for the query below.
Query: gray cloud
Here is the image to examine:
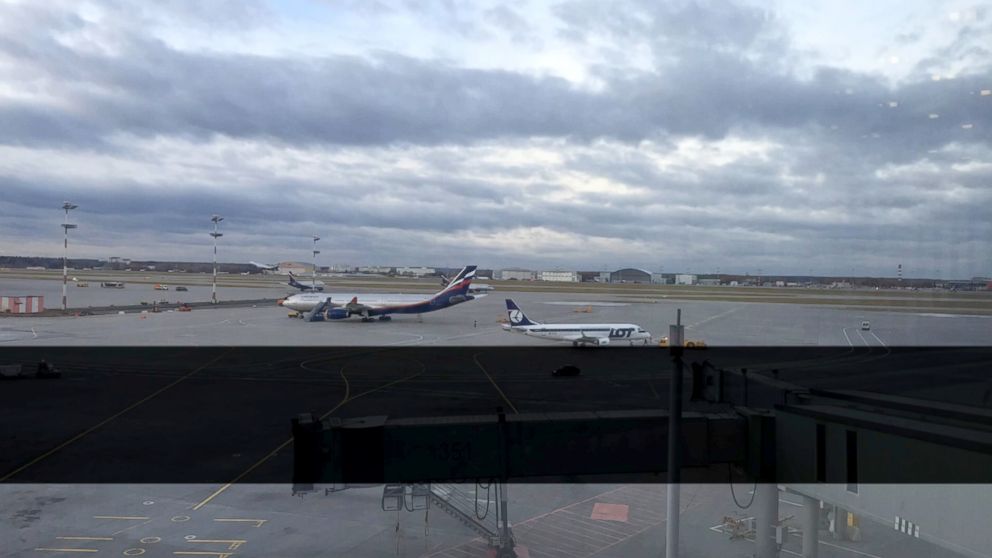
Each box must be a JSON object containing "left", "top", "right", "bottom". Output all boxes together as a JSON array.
[
  {"left": 0, "top": 1, "right": 989, "bottom": 276},
  {"left": 484, "top": 5, "right": 539, "bottom": 45},
  {"left": 1, "top": 0, "right": 987, "bottom": 159}
]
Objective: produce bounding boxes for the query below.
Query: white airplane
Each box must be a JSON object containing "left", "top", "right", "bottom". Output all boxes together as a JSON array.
[
  {"left": 281, "top": 265, "right": 484, "bottom": 322},
  {"left": 501, "top": 299, "right": 653, "bottom": 347},
  {"left": 250, "top": 261, "right": 278, "bottom": 270}
]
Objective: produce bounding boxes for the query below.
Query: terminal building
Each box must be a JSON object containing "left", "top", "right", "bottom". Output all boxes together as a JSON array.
[
  {"left": 358, "top": 266, "right": 393, "bottom": 274},
  {"left": 578, "top": 271, "right": 611, "bottom": 282},
  {"left": 540, "top": 270, "right": 579, "bottom": 282},
  {"left": 395, "top": 266, "right": 435, "bottom": 277},
  {"left": 498, "top": 269, "right": 536, "bottom": 281}
]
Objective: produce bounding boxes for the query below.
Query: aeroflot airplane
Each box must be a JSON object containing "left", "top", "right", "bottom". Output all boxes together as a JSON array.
[
  {"left": 502, "top": 299, "right": 653, "bottom": 347},
  {"left": 281, "top": 265, "right": 483, "bottom": 322},
  {"left": 287, "top": 271, "right": 325, "bottom": 292}
]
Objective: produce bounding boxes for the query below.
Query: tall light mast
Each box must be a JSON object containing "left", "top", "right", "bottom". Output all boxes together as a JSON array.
[
  {"left": 61, "top": 201, "right": 78, "bottom": 312},
  {"left": 210, "top": 214, "right": 224, "bottom": 304},
  {"left": 312, "top": 234, "right": 320, "bottom": 291}
]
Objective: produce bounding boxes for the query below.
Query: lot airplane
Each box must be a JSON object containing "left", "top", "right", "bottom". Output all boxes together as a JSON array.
[
  {"left": 502, "top": 299, "right": 652, "bottom": 347},
  {"left": 281, "top": 265, "right": 483, "bottom": 322}
]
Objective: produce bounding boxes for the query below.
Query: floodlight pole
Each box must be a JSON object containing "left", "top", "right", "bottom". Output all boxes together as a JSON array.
[
  {"left": 61, "top": 201, "right": 78, "bottom": 312},
  {"left": 666, "top": 308, "right": 684, "bottom": 558},
  {"left": 210, "top": 215, "right": 224, "bottom": 304},
  {"left": 312, "top": 234, "right": 320, "bottom": 290}
]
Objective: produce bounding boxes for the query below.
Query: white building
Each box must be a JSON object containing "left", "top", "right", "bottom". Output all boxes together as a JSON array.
[
  {"left": 358, "top": 266, "right": 393, "bottom": 274},
  {"left": 675, "top": 274, "right": 697, "bottom": 285},
  {"left": 396, "top": 266, "right": 435, "bottom": 277},
  {"left": 540, "top": 270, "right": 579, "bottom": 282},
  {"left": 499, "top": 269, "right": 535, "bottom": 281},
  {"left": 276, "top": 262, "right": 313, "bottom": 275}
]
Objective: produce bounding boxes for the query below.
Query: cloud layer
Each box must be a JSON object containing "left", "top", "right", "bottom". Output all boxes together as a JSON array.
[{"left": 0, "top": 0, "right": 989, "bottom": 277}]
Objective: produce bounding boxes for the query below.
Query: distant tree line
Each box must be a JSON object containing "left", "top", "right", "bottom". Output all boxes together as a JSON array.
[
  {"left": 0, "top": 256, "right": 259, "bottom": 274},
  {"left": 0, "top": 256, "right": 104, "bottom": 269}
]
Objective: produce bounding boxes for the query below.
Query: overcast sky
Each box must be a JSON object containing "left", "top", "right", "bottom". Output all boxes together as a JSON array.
[{"left": 1, "top": 0, "right": 989, "bottom": 277}]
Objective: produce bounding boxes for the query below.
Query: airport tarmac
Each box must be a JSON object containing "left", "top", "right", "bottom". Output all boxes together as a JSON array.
[
  {"left": 1, "top": 288, "right": 989, "bottom": 347},
  {"left": 2, "top": 287, "right": 988, "bottom": 558}
]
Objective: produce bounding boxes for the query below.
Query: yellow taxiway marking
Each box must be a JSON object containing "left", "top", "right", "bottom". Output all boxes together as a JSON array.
[
  {"left": 92, "top": 516, "right": 149, "bottom": 521},
  {"left": 111, "top": 519, "right": 153, "bottom": 536},
  {"left": 55, "top": 538, "right": 113, "bottom": 542},
  {"left": 472, "top": 353, "right": 518, "bottom": 415},
  {"left": 35, "top": 549, "right": 98, "bottom": 553},
  {"left": 1, "top": 349, "right": 232, "bottom": 482},
  {"left": 212, "top": 519, "right": 267, "bottom": 528},
  {"left": 192, "top": 359, "right": 422, "bottom": 511}
]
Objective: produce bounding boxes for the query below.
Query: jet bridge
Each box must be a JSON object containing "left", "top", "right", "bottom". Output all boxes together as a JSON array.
[{"left": 293, "top": 361, "right": 992, "bottom": 558}]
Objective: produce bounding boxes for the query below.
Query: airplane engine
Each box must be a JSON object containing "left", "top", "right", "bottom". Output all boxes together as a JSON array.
[
  {"left": 448, "top": 295, "right": 467, "bottom": 304},
  {"left": 596, "top": 338, "right": 610, "bottom": 346},
  {"left": 327, "top": 308, "right": 350, "bottom": 319}
]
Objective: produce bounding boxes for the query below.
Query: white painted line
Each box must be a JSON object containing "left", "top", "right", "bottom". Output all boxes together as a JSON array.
[
  {"left": 869, "top": 331, "right": 887, "bottom": 348},
  {"left": 706, "top": 523, "right": 802, "bottom": 557},
  {"left": 856, "top": 328, "right": 871, "bottom": 347},
  {"left": 819, "top": 539, "right": 884, "bottom": 558},
  {"left": 707, "top": 518, "right": 885, "bottom": 558},
  {"left": 686, "top": 306, "right": 741, "bottom": 329},
  {"left": 542, "top": 302, "right": 630, "bottom": 307},
  {"left": 842, "top": 328, "right": 854, "bottom": 348}
]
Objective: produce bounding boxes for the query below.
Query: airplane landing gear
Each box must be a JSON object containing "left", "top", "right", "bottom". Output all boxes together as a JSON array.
[{"left": 378, "top": 316, "right": 392, "bottom": 321}]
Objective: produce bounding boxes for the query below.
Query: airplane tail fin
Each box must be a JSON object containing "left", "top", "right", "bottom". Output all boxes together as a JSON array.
[
  {"left": 431, "top": 266, "right": 476, "bottom": 300},
  {"left": 505, "top": 299, "right": 538, "bottom": 326},
  {"left": 288, "top": 272, "right": 305, "bottom": 289}
]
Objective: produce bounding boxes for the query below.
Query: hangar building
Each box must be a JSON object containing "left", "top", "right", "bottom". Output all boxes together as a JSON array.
[{"left": 610, "top": 268, "right": 652, "bottom": 283}]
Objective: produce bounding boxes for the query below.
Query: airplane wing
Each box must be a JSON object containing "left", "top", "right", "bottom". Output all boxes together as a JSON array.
[
  {"left": 343, "top": 297, "right": 375, "bottom": 314},
  {"left": 571, "top": 330, "right": 610, "bottom": 346}
]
